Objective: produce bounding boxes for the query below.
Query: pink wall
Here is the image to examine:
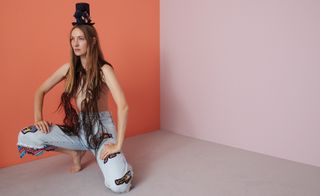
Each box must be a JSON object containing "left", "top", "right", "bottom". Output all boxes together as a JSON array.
[{"left": 160, "top": 0, "right": 320, "bottom": 167}]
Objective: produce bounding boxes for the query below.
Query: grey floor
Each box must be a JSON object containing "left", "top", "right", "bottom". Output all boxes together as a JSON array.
[{"left": 1, "top": 130, "right": 320, "bottom": 196}]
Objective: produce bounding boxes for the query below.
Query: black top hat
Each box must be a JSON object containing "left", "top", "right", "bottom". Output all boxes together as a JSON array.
[{"left": 72, "top": 3, "right": 95, "bottom": 26}]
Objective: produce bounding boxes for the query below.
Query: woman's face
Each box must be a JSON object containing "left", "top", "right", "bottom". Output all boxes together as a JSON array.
[{"left": 70, "top": 28, "right": 88, "bottom": 56}]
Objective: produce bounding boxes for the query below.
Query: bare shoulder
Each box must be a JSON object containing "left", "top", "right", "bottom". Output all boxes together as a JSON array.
[
  {"left": 60, "top": 63, "right": 70, "bottom": 76},
  {"left": 52, "top": 62, "right": 70, "bottom": 78},
  {"left": 101, "top": 64, "right": 115, "bottom": 80},
  {"left": 101, "top": 64, "right": 113, "bottom": 72},
  {"left": 37, "top": 63, "right": 70, "bottom": 93},
  {"left": 62, "top": 62, "right": 70, "bottom": 69},
  {"left": 100, "top": 64, "right": 126, "bottom": 106},
  {"left": 100, "top": 64, "right": 122, "bottom": 89}
]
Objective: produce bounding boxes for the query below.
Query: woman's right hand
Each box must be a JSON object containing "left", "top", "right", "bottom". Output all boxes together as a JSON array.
[{"left": 34, "top": 120, "right": 52, "bottom": 134}]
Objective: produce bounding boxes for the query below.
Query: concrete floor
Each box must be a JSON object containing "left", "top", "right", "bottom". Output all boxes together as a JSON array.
[{"left": 1, "top": 130, "right": 320, "bottom": 196}]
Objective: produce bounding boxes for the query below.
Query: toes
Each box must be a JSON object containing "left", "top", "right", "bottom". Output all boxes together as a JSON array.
[{"left": 70, "top": 165, "right": 81, "bottom": 173}]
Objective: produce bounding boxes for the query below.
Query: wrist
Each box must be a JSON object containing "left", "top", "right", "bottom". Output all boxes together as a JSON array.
[
  {"left": 34, "top": 119, "right": 42, "bottom": 123},
  {"left": 115, "top": 142, "right": 122, "bottom": 150}
]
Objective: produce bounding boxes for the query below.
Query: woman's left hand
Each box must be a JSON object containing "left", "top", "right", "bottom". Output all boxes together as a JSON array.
[{"left": 100, "top": 143, "right": 121, "bottom": 160}]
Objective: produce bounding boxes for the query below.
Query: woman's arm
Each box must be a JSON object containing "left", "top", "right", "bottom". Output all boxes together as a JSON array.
[
  {"left": 100, "top": 64, "right": 129, "bottom": 159},
  {"left": 34, "top": 63, "right": 70, "bottom": 133}
]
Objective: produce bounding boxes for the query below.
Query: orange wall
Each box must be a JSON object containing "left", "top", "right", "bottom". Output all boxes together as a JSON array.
[{"left": 0, "top": 0, "right": 159, "bottom": 168}]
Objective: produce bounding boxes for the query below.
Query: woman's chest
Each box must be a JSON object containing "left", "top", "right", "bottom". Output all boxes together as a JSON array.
[{"left": 74, "top": 83, "right": 109, "bottom": 110}]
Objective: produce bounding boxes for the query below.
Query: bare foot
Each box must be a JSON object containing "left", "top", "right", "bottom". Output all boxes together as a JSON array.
[{"left": 70, "top": 150, "right": 86, "bottom": 173}]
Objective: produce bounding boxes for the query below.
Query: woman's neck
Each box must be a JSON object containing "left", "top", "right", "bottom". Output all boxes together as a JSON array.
[{"left": 80, "top": 55, "right": 87, "bottom": 70}]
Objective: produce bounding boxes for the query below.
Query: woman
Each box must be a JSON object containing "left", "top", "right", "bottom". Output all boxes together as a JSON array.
[{"left": 17, "top": 3, "right": 133, "bottom": 193}]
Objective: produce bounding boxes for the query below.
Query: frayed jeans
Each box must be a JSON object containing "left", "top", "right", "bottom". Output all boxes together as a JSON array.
[{"left": 17, "top": 111, "right": 133, "bottom": 193}]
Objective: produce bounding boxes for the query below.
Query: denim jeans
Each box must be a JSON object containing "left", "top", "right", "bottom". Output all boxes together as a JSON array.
[{"left": 17, "top": 111, "right": 133, "bottom": 193}]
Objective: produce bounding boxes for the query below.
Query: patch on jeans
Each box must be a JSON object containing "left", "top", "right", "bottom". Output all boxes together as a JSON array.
[
  {"left": 103, "top": 152, "right": 120, "bottom": 164},
  {"left": 91, "top": 132, "right": 114, "bottom": 149},
  {"left": 101, "top": 132, "right": 113, "bottom": 139},
  {"left": 21, "top": 125, "right": 38, "bottom": 134},
  {"left": 17, "top": 145, "right": 56, "bottom": 158},
  {"left": 115, "top": 171, "right": 132, "bottom": 185}
]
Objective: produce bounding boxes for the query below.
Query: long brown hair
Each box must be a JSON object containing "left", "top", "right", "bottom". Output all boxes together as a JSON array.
[{"left": 57, "top": 24, "right": 113, "bottom": 150}]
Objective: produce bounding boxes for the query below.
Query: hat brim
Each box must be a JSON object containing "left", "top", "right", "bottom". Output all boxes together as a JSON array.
[{"left": 72, "top": 22, "right": 95, "bottom": 26}]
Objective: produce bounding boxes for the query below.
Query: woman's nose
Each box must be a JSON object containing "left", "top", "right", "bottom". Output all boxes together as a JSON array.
[{"left": 73, "top": 39, "right": 79, "bottom": 46}]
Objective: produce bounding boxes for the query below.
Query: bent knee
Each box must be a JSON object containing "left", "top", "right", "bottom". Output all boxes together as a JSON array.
[
  {"left": 18, "top": 125, "right": 43, "bottom": 146},
  {"left": 108, "top": 183, "right": 131, "bottom": 193},
  {"left": 19, "top": 125, "right": 39, "bottom": 135},
  {"left": 106, "top": 170, "right": 133, "bottom": 193}
]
